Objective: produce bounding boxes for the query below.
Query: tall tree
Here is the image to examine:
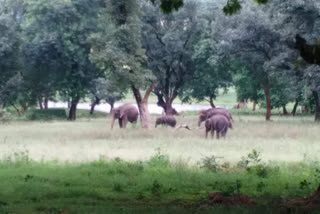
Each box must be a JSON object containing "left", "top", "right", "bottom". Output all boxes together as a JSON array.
[
  {"left": 142, "top": 0, "right": 201, "bottom": 115},
  {"left": 0, "top": 13, "right": 22, "bottom": 108},
  {"left": 90, "top": 0, "right": 154, "bottom": 128},
  {"left": 24, "top": 0, "right": 103, "bottom": 120},
  {"left": 213, "top": 3, "right": 291, "bottom": 120}
]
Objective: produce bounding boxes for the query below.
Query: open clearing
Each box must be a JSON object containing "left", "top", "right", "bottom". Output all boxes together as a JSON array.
[
  {"left": 1, "top": 114, "right": 319, "bottom": 164},
  {"left": 1, "top": 114, "right": 320, "bottom": 213}
]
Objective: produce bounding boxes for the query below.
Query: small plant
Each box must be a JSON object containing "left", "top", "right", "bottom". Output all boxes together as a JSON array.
[
  {"left": 5, "top": 150, "right": 31, "bottom": 163},
  {"left": 113, "top": 182, "right": 123, "bottom": 192},
  {"left": 199, "top": 155, "right": 222, "bottom": 173},
  {"left": 299, "top": 179, "right": 311, "bottom": 190},
  {"left": 315, "top": 169, "right": 320, "bottom": 181},
  {"left": 222, "top": 180, "right": 242, "bottom": 196},
  {"left": 148, "top": 148, "right": 169, "bottom": 167},
  {"left": 237, "top": 149, "right": 262, "bottom": 169},
  {"left": 151, "top": 179, "right": 162, "bottom": 196},
  {"left": 256, "top": 181, "right": 266, "bottom": 192},
  {"left": 247, "top": 164, "right": 270, "bottom": 178}
]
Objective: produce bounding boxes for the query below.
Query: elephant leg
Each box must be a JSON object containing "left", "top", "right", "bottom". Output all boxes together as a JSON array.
[
  {"left": 205, "top": 129, "right": 209, "bottom": 139},
  {"left": 216, "top": 131, "right": 220, "bottom": 139},
  {"left": 211, "top": 129, "right": 215, "bottom": 139},
  {"left": 119, "top": 119, "right": 123, "bottom": 128},
  {"left": 122, "top": 117, "right": 128, "bottom": 128}
]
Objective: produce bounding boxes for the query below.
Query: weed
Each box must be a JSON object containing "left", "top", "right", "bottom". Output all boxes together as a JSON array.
[
  {"left": 148, "top": 148, "right": 169, "bottom": 167},
  {"left": 113, "top": 183, "right": 123, "bottom": 192},
  {"left": 151, "top": 179, "right": 162, "bottom": 196},
  {"left": 199, "top": 155, "right": 222, "bottom": 172}
]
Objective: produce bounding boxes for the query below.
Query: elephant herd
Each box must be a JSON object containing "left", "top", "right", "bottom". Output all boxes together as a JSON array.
[{"left": 110, "top": 104, "right": 233, "bottom": 139}]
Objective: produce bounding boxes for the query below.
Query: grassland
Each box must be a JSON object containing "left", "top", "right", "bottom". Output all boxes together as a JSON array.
[{"left": 0, "top": 111, "right": 320, "bottom": 213}]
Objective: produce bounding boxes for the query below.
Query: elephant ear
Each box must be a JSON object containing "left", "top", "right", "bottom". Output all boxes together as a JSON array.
[{"left": 119, "top": 108, "right": 126, "bottom": 118}]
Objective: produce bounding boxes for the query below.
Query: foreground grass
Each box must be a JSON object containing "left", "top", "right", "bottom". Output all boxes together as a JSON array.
[
  {"left": 0, "top": 114, "right": 320, "bottom": 213},
  {"left": 0, "top": 157, "right": 319, "bottom": 214}
]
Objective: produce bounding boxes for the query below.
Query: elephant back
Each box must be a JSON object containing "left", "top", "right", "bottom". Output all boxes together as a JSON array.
[{"left": 119, "top": 104, "right": 138, "bottom": 122}]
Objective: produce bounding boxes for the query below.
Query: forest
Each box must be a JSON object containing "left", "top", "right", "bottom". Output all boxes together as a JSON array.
[{"left": 0, "top": 0, "right": 320, "bottom": 213}]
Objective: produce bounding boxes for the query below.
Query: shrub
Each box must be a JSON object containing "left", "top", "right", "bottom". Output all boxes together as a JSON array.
[
  {"left": 147, "top": 148, "right": 170, "bottom": 168},
  {"left": 25, "top": 109, "right": 67, "bottom": 121},
  {"left": 199, "top": 155, "right": 222, "bottom": 172}
]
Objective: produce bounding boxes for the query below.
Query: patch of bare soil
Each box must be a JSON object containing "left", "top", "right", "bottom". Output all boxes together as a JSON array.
[{"left": 281, "top": 184, "right": 320, "bottom": 212}]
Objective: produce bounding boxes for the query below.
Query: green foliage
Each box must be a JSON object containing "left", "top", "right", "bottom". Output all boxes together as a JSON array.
[
  {"left": 90, "top": 0, "right": 153, "bottom": 93},
  {"left": 237, "top": 149, "right": 262, "bottom": 168},
  {"left": 233, "top": 67, "right": 262, "bottom": 103},
  {"left": 199, "top": 155, "right": 222, "bottom": 173},
  {"left": 150, "top": 0, "right": 270, "bottom": 15},
  {"left": 147, "top": 148, "right": 170, "bottom": 168},
  {"left": 223, "top": 0, "right": 242, "bottom": 15},
  {"left": 25, "top": 109, "right": 67, "bottom": 121},
  {"left": 150, "top": 0, "right": 184, "bottom": 14}
]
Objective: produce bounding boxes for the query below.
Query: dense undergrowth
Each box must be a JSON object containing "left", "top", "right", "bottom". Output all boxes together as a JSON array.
[{"left": 0, "top": 150, "right": 319, "bottom": 213}]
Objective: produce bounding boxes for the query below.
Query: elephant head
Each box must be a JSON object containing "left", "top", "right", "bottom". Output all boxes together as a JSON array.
[{"left": 111, "top": 107, "right": 121, "bottom": 129}]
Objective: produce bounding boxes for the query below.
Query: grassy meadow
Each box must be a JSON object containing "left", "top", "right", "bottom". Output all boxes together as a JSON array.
[
  {"left": 0, "top": 110, "right": 320, "bottom": 213},
  {"left": 1, "top": 89, "right": 320, "bottom": 213}
]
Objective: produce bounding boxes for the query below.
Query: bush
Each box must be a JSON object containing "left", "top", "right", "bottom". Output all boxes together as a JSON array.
[{"left": 25, "top": 109, "right": 67, "bottom": 121}]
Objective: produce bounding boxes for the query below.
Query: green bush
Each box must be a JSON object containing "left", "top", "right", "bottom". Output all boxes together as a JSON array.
[{"left": 25, "top": 109, "right": 67, "bottom": 121}]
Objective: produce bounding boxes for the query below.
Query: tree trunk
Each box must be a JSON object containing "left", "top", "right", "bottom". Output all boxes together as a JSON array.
[
  {"left": 67, "top": 98, "right": 71, "bottom": 108},
  {"left": 90, "top": 97, "right": 101, "bottom": 114},
  {"left": 291, "top": 100, "right": 299, "bottom": 116},
  {"left": 38, "top": 97, "right": 43, "bottom": 110},
  {"left": 44, "top": 95, "right": 49, "bottom": 109},
  {"left": 109, "top": 102, "right": 114, "bottom": 114},
  {"left": 312, "top": 91, "right": 320, "bottom": 122},
  {"left": 22, "top": 105, "right": 28, "bottom": 112},
  {"left": 263, "top": 83, "right": 271, "bottom": 121},
  {"left": 12, "top": 104, "right": 21, "bottom": 117},
  {"left": 252, "top": 100, "right": 256, "bottom": 111},
  {"left": 68, "top": 96, "right": 79, "bottom": 121},
  {"left": 209, "top": 95, "right": 216, "bottom": 108},
  {"left": 282, "top": 105, "right": 289, "bottom": 115},
  {"left": 155, "top": 93, "right": 178, "bottom": 115},
  {"left": 132, "top": 84, "right": 155, "bottom": 129}
]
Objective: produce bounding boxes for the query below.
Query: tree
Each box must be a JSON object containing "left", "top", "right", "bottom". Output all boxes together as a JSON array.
[
  {"left": 89, "top": 78, "right": 124, "bottom": 114},
  {"left": 270, "top": 0, "right": 320, "bottom": 120},
  {"left": 150, "top": 0, "right": 270, "bottom": 15},
  {"left": 0, "top": 14, "right": 22, "bottom": 108},
  {"left": 213, "top": 3, "right": 291, "bottom": 120},
  {"left": 233, "top": 67, "right": 262, "bottom": 111},
  {"left": 90, "top": 0, "right": 154, "bottom": 128},
  {"left": 24, "top": 0, "right": 103, "bottom": 120},
  {"left": 182, "top": 38, "right": 233, "bottom": 107},
  {"left": 142, "top": 0, "right": 202, "bottom": 115}
]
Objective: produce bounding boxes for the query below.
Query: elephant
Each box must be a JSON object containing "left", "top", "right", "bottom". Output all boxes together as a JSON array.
[
  {"left": 155, "top": 115, "right": 177, "bottom": 128},
  {"left": 205, "top": 115, "right": 229, "bottom": 139},
  {"left": 111, "top": 104, "right": 139, "bottom": 129},
  {"left": 198, "top": 108, "right": 233, "bottom": 128}
]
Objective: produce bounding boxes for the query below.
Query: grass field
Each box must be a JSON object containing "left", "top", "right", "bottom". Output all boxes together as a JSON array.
[{"left": 0, "top": 112, "right": 320, "bottom": 213}]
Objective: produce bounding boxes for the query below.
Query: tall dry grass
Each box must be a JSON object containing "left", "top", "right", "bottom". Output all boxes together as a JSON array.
[{"left": 0, "top": 114, "right": 319, "bottom": 164}]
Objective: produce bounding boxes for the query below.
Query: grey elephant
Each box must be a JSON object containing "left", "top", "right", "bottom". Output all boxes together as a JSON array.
[
  {"left": 155, "top": 115, "right": 177, "bottom": 128},
  {"left": 198, "top": 108, "right": 233, "bottom": 128},
  {"left": 205, "top": 115, "right": 229, "bottom": 139},
  {"left": 111, "top": 104, "right": 139, "bottom": 129}
]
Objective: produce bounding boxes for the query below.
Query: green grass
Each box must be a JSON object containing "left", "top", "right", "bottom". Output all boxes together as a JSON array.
[
  {"left": 0, "top": 154, "right": 319, "bottom": 214},
  {"left": 0, "top": 114, "right": 320, "bottom": 213}
]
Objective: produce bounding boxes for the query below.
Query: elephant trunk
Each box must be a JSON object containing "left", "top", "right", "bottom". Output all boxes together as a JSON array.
[{"left": 111, "top": 111, "right": 115, "bottom": 130}]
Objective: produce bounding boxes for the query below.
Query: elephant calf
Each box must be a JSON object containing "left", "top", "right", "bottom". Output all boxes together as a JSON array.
[
  {"left": 111, "top": 104, "right": 139, "bottom": 129},
  {"left": 205, "top": 115, "right": 229, "bottom": 139},
  {"left": 155, "top": 115, "right": 177, "bottom": 128}
]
